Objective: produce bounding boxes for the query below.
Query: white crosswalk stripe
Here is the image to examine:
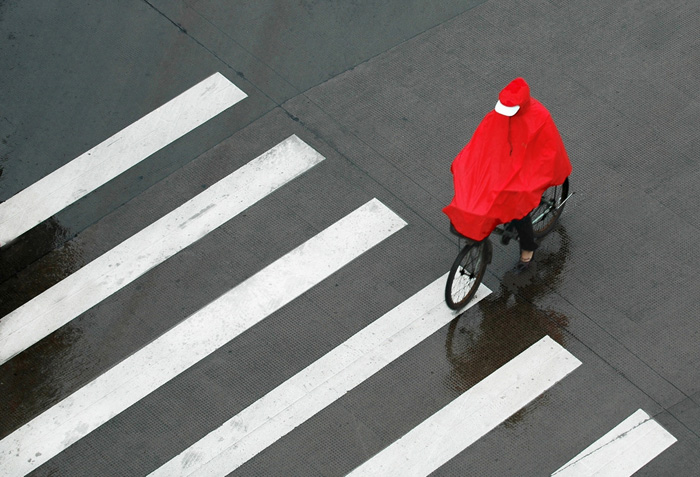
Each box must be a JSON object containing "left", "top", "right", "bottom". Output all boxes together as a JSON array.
[
  {"left": 0, "top": 199, "right": 406, "bottom": 476},
  {"left": 0, "top": 134, "right": 324, "bottom": 365},
  {"left": 552, "top": 409, "right": 677, "bottom": 476},
  {"left": 347, "top": 335, "right": 581, "bottom": 476},
  {"left": 150, "top": 277, "right": 490, "bottom": 477},
  {"left": 0, "top": 72, "right": 246, "bottom": 246}
]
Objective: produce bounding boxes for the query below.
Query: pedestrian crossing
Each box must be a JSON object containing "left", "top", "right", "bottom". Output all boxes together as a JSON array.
[
  {"left": 0, "top": 72, "right": 246, "bottom": 247},
  {"left": 150, "top": 277, "right": 489, "bottom": 477},
  {"left": 0, "top": 135, "right": 324, "bottom": 366},
  {"left": 0, "top": 73, "right": 677, "bottom": 476},
  {"left": 552, "top": 409, "right": 677, "bottom": 476},
  {"left": 348, "top": 336, "right": 580, "bottom": 476},
  {"left": 0, "top": 199, "right": 406, "bottom": 476}
]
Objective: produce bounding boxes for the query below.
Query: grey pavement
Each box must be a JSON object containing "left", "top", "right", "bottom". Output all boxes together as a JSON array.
[{"left": 1, "top": 0, "right": 699, "bottom": 475}]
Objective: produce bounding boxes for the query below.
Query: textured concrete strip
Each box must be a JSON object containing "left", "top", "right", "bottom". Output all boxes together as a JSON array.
[
  {"left": 552, "top": 409, "right": 677, "bottom": 476},
  {"left": 0, "top": 135, "right": 323, "bottom": 365},
  {"left": 0, "top": 72, "right": 246, "bottom": 245},
  {"left": 0, "top": 199, "right": 406, "bottom": 476},
  {"left": 150, "top": 278, "right": 490, "bottom": 477},
  {"left": 347, "top": 336, "right": 582, "bottom": 476}
]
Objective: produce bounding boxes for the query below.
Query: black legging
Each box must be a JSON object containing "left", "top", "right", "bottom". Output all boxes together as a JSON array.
[{"left": 511, "top": 214, "right": 538, "bottom": 252}]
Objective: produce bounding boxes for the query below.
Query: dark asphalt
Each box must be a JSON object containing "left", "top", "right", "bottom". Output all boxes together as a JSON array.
[{"left": 1, "top": 0, "right": 699, "bottom": 475}]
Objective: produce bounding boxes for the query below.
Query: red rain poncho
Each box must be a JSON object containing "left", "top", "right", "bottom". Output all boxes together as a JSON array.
[{"left": 443, "top": 78, "right": 572, "bottom": 240}]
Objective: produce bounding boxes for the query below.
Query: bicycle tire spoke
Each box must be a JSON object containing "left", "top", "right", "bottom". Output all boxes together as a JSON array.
[{"left": 450, "top": 246, "right": 481, "bottom": 302}]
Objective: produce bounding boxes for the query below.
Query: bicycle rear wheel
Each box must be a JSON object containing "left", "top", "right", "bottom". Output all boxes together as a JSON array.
[
  {"left": 445, "top": 239, "right": 490, "bottom": 310},
  {"left": 532, "top": 178, "right": 569, "bottom": 238}
]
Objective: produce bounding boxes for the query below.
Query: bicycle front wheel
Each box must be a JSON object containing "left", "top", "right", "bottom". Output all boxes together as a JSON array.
[
  {"left": 445, "top": 239, "right": 489, "bottom": 310},
  {"left": 532, "top": 178, "right": 569, "bottom": 238}
]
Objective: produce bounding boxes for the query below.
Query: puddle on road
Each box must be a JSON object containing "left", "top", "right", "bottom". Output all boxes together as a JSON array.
[
  {"left": 0, "top": 219, "right": 89, "bottom": 437},
  {"left": 443, "top": 226, "right": 572, "bottom": 429},
  {"left": 0, "top": 218, "right": 85, "bottom": 316},
  {"left": 0, "top": 323, "right": 85, "bottom": 438}
]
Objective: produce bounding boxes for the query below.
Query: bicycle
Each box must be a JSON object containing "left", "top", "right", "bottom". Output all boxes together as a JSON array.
[{"left": 444, "top": 178, "right": 571, "bottom": 310}]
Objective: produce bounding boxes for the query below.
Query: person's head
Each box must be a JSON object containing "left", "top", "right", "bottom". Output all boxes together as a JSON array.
[{"left": 495, "top": 78, "right": 531, "bottom": 116}]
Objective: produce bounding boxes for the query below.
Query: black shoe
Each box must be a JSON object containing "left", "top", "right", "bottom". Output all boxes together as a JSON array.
[
  {"left": 501, "top": 223, "right": 516, "bottom": 245},
  {"left": 515, "top": 260, "right": 531, "bottom": 273},
  {"left": 514, "top": 251, "right": 535, "bottom": 273}
]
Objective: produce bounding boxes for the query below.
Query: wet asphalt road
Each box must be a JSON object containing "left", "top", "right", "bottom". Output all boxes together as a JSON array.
[{"left": 1, "top": 0, "right": 700, "bottom": 475}]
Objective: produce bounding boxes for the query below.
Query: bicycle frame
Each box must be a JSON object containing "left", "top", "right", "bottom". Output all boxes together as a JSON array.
[{"left": 531, "top": 190, "right": 574, "bottom": 225}]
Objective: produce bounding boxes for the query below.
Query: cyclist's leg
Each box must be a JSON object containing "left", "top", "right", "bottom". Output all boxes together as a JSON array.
[{"left": 511, "top": 214, "right": 538, "bottom": 262}]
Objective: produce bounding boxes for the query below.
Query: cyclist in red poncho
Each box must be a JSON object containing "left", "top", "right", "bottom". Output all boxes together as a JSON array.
[{"left": 443, "top": 78, "right": 571, "bottom": 269}]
